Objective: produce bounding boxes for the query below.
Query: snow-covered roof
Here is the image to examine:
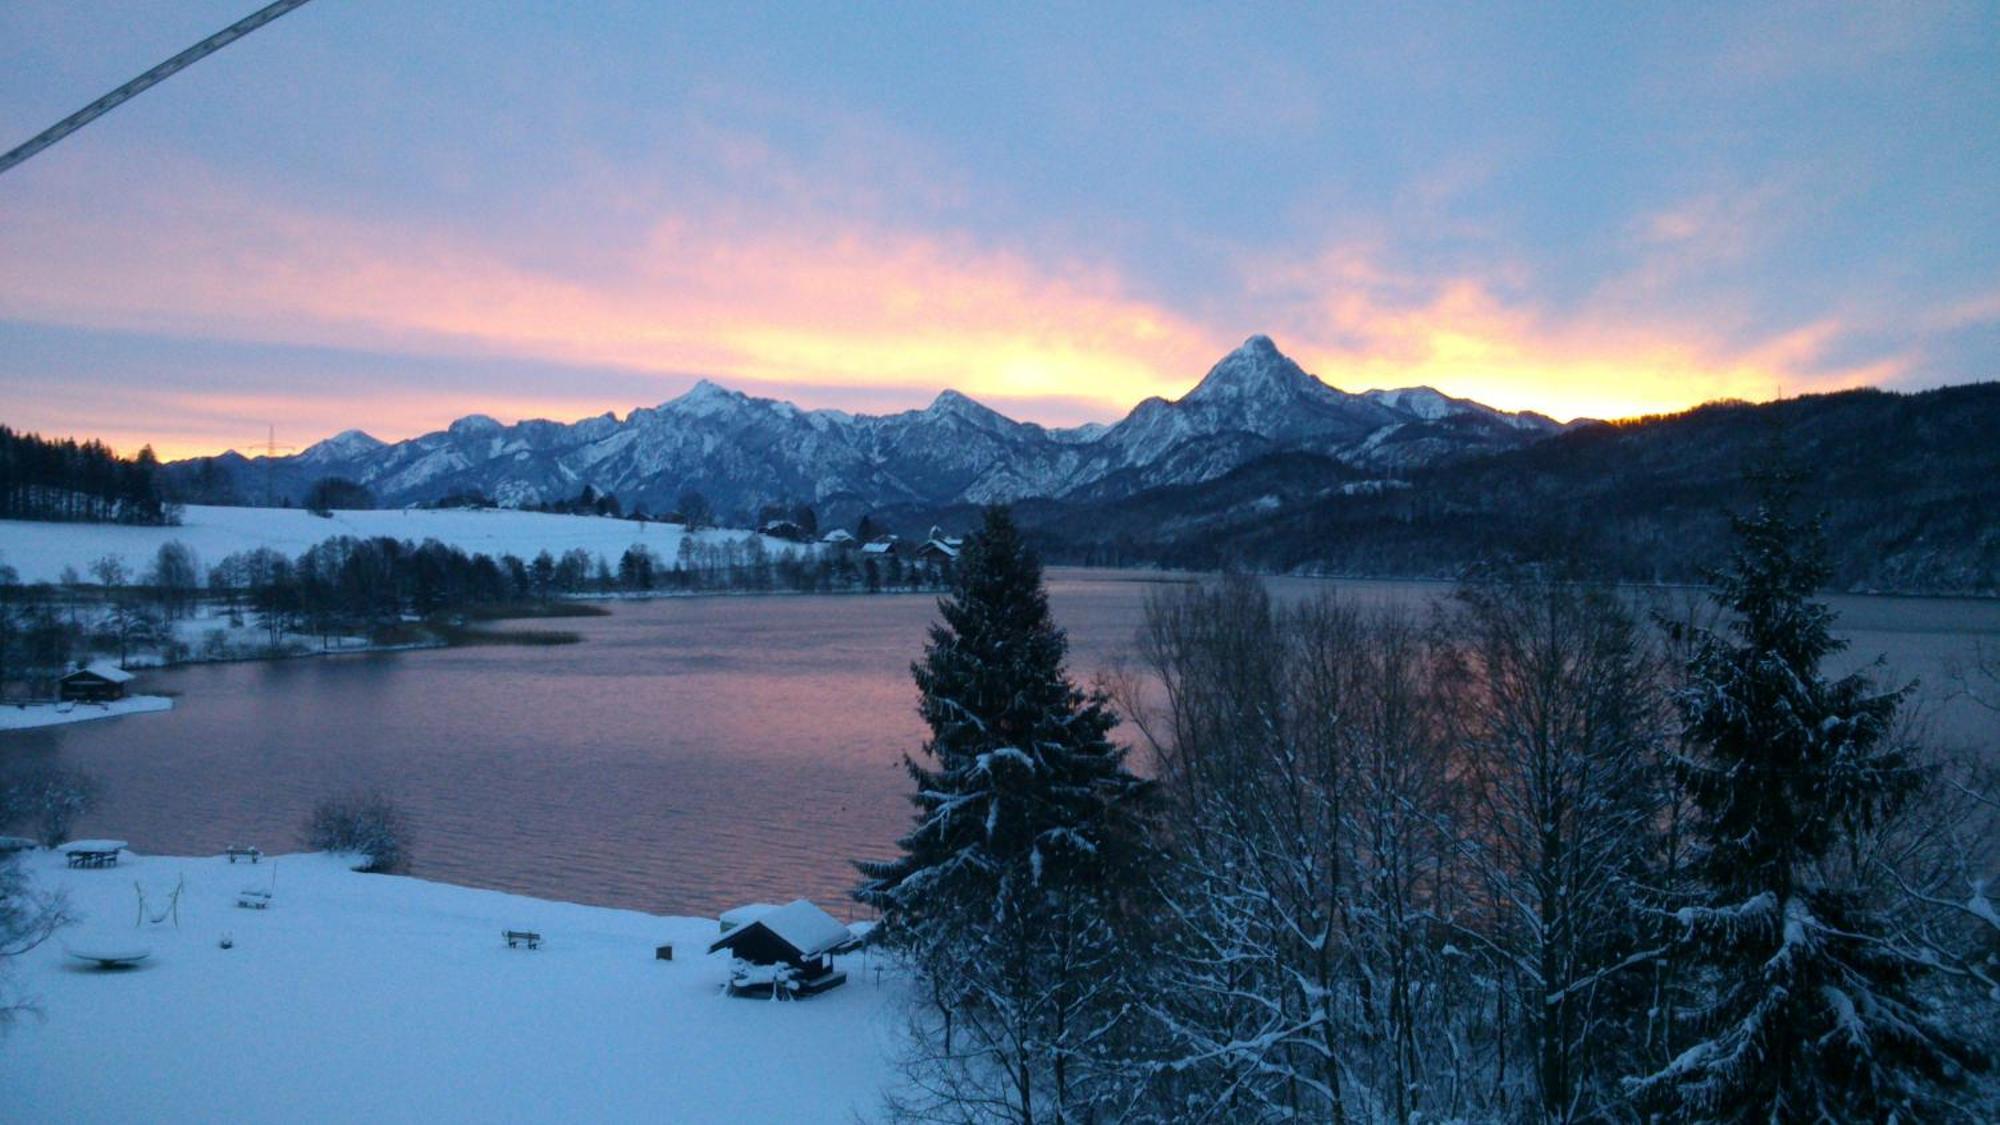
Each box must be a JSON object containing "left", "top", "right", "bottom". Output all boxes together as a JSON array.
[
  {"left": 719, "top": 903, "right": 780, "bottom": 929},
  {"left": 820, "top": 529, "right": 855, "bottom": 543},
  {"left": 59, "top": 839, "right": 128, "bottom": 853},
  {"left": 66, "top": 661, "right": 134, "bottom": 683},
  {"left": 860, "top": 541, "right": 895, "bottom": 555},
  {"left": 708, "top": 899, "right": 852, "bottom": 959}
]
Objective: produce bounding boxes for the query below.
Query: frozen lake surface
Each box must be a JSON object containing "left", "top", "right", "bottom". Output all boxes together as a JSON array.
[{"left": 5, "top": 570, "right": 1995, "bottom": 916}]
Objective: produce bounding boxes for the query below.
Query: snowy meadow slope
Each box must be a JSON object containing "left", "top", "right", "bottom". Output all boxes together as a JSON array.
[
  {"left": 0, "top": 505, "right": 788, "bottom": 585},
  {"left": 1, "top": 850, "right": 903, "bottom": 1123}
]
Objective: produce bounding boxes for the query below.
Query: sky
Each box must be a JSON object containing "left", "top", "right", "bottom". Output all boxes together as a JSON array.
[{"left": 1, "top": 2, "right": 1996, "bottom": 459}]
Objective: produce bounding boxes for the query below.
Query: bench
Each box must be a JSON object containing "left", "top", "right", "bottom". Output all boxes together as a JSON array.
[
  {"left": 225, "top": 845, "right": 263, "bottom": 864},
  {"left": 66, "top": 849, "right": 121, "bottom": 869},
  {"left": 503, "top": 929, "right": 542, "bottom": 950},
  {"left": 237, "top": 889, "right": 272, "bottom": 910}
]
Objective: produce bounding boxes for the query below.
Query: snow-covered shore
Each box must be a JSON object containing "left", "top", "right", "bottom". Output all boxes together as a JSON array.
[
  {"left": 0, "top": 695, "right": 174, "bottom": 731},
  {"left": 0, "top": 850, "right": 903, "bottom": 1123}
]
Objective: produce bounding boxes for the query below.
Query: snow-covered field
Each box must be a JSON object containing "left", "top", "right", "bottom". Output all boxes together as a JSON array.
[
  {"left": 0, "top": 849, "right": 903, "bottom": 1123},
  {"left": 0, "top": 695, "right": 173, "bottom": 731},
  {"left": 0, "top": 505, "right": 786, "bottom": 585}
]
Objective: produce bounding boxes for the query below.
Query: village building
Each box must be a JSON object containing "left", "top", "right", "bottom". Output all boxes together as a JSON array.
[
  {"left": 859, "top": 535, "right": 900, "bottom": 558},
  {"left": 913, "top": 525, "right": 963, "bottom": 564},
  {"left": 819, "top": 529, "right": 856, "bottom": 548},
  {"left": 707, "top": 899, "right": 859, "bottom": 998},
  {"left": 58, "top": 661, "right": 134, "bottom": 703},
  {"left": 756, "top": 519, "right": 810, "bottom": 543}
]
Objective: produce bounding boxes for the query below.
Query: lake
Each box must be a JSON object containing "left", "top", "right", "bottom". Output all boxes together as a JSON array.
[{"left": 7, "top": 570, "right": 1996, "bottom": 918}]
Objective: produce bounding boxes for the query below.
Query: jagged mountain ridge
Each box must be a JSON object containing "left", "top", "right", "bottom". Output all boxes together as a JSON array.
[{"left": 164, "top": 336, "right": 1563, "bottom": 521}]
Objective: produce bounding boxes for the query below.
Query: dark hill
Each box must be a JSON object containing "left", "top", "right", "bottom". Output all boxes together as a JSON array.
[{"left": 1025, "top": 383, "right": 2000, "bottom": 594}]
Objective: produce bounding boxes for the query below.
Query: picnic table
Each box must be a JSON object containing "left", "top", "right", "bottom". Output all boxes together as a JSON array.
[
  {"left": 61, "top": 840, "right": 128, "bottom": 868},
  {"left": 225, "top": 845, "right": 263, "bottom": 864}
]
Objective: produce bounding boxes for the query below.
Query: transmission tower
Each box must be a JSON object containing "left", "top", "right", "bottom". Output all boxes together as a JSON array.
[{"left": 256, "top": 423, "right": 295, "bottom": 508}]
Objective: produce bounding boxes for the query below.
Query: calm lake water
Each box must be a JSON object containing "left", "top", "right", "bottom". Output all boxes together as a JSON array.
[{"left": 7, "top": 570, "right": 1997, "bottom": 917}]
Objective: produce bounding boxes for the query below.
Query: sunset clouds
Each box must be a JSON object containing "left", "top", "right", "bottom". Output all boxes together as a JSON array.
[{"left": 1, "top": 3, "right": 1994, "bottom": 457}]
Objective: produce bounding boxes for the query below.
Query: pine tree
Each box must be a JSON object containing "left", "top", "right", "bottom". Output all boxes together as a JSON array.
[
  {"left": 857, "top": 505, "right": 1151, "bottom": 1122},
  {"left": 1632, "top": 474, "right": 1983, "bottom": 1120}
]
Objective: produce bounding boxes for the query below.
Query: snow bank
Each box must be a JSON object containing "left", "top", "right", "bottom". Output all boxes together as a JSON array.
[
  {"left": 0, "top": 849, "right": 904, "bottom": 1123},
  {"left": 0, "top": 695, "right": 173, "bottom": 731},
  {"left": 0, "top": 506, "right": 788, "bottom": 585}
]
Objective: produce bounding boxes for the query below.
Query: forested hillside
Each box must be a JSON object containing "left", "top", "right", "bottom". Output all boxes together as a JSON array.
[{"left": 1027, "top": 383, "right": 2000, "bottom": 593}]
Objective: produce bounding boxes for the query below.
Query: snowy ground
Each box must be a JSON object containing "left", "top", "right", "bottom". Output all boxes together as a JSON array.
[
  {"left": 0, "top": 850, "right": 905, "bottom": 1123},
  {"left": 0, "top": 695, "right": 174, "bottom": 731},
  {"left": 0, "top": 505, "right": 788, "bottom": 585}
]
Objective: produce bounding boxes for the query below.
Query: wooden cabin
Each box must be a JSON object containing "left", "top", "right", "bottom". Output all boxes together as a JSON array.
[
  {"left": 708, "top": 899, "right": 857, "bottom": 998},
  {"left": 58, "top": 661, "right": 134, "bottom": 703}
]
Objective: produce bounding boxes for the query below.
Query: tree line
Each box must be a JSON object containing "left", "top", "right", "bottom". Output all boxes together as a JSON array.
[
  {"left": 0, "top": 425, "right": 176, "bottom": 525},
  {"left": 0, "top": 532, "right": 952, "bottom": 695},
  {"left": 857, "top": 499, "right": 1997, "bottom": 1122}
]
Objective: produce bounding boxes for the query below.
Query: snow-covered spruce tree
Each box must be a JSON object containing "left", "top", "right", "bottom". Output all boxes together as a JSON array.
[
  {"left": 1630, "top": 477, "right": 1985, "bottom": 1120},
  {"left": 856, "top": 506, "right": 1152, "bottom": 1124}
]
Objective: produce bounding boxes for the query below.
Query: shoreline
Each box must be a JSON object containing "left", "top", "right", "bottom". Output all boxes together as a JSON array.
[{"left": 0, "top": 694, "right": 174, "bottom": 731}]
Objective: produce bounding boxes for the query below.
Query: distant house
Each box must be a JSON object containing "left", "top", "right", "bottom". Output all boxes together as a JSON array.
[
  {"left": 860, "top": 535, "right": 900, "bottom": 558},
  {"left": 757, "top": 519, "right": 810, "bottom": 543},
  {"left": 819, "top": 529, "right": 856, "bottom": 548},
  {"left": 914, "top": 525, "right": 962, "bottom": 564},
  {"left": 707, "top": 899, "right": 857, "bottom": 998},
  {"left": 58, "top": 661, "right": 133, "bottom": 703}
]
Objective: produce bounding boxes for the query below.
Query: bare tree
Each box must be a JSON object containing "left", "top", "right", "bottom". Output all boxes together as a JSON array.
[
  {"left": 0, "top": 766, "right": 104, "bottom": 848},
  {"left": 302, "top": 790, "right": 412, "bottom": 873},
  {"left": 0, "top": 856, "right": 70, "bottom": 1029},
  {"left": 146, "top": 539, "right": 202, "bottom": 621},
  {"left": 1126, "top": 578, "right": 1470, "bottom": 1122},
  {"left": 1436, "top": 577, "right": 1670, "bottom": 1121}
]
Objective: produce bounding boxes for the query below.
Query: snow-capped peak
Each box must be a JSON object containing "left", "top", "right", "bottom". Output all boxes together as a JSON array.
[
  {"left": 297, "top": 428, "right": 386, "bottom": 464},
  {"left": 665, "top": 379, "right": 748, "bottom": 418},
  {"left": 1182, "top": 334, "right": 1324, "bottom": 406},
  {"left": 923, "top": 388, "right": 1008, "bottom": 426},
  {"left": 446, "top": 414, "right": 504, "bottom": 438},
  {"left": 1364, "top": 386, "right": 1459, "bottom": 420},
  {"left": 1362, "top": 386, "right": 1561, "bottom": 433}
]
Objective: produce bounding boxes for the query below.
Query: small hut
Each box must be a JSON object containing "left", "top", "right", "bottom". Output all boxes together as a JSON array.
[
  {"left": 58, "top": 661, "right": 133, "bottom": 703},
  {"left": 707, "top": 899, "right": 856, "bottom": 998}
]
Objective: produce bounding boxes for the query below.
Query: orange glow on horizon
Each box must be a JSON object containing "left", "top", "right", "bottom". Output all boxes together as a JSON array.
[{"left": 0, "top": 159, "right": 1905, "bottom": 460}]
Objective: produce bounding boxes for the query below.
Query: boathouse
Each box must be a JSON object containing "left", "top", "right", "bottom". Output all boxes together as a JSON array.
[
  {"left": 58, "top": 661, "right": 133, "bottom": 703},
  {"left": 708, "top": 899, "right": 857, "bottom": 998}
]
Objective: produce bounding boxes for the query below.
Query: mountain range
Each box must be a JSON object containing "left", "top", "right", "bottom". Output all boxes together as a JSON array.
[{"left": 163, "top": 336, "right": 1567, "bottom": 524}]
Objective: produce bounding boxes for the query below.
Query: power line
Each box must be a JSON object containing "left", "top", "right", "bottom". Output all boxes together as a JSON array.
[{"left": 0, "top": 0, "right": 316, "bottom": 178}]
